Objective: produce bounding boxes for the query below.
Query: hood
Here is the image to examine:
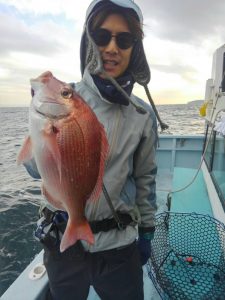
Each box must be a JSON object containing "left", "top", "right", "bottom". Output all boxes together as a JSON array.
[{"left": 80, "top": 0, "right": 151, "bottom": 86}]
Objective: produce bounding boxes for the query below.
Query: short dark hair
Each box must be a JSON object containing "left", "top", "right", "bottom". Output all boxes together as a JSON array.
[{"left": 90, "top": 5, "right": 144, "bottom": 40}]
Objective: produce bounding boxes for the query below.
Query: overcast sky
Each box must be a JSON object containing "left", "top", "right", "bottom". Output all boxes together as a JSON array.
[{"left": 0, "top": 0, "right": 225, "bottom": 106}]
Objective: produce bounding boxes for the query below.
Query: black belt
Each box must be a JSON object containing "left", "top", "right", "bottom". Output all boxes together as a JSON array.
[
  {"left": 40, "top": 207, "right": 133, "bottom": 235},
  {"left": 90, "top": 213, "right": 133, "bottom": 233},
  {"left": 35, "top": 207, "right": 134, "bottom": 250}
]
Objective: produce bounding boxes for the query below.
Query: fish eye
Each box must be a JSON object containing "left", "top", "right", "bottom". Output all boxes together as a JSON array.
[{"left": 61, "top": 88, "right": 73, "bottom": 99}]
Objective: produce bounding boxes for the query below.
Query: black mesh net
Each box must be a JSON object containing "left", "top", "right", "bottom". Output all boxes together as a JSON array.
[{"left": 149, "top": 212, "right": 225, "bottom": 300}]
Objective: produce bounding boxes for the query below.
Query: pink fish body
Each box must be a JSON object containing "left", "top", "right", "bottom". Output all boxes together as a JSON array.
[{"left": 17, "top": 71, "right": 109, "bottom": 252}]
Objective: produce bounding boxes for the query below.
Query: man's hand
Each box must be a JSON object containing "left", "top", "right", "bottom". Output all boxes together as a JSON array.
[{"left": 137, "top": 231, "right": 154, "bottom": 265}]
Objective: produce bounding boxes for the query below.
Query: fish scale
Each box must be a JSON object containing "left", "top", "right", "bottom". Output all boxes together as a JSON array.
[{"left": 58, "top": 117, "right": 98, "bottom": 199}]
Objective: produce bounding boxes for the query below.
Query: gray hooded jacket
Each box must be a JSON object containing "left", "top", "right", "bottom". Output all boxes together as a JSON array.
[{"left": 75, "top": 69, "right": 157, "bottom": 252}]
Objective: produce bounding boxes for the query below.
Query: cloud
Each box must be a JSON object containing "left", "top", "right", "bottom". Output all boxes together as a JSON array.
[
  {"left": 139, "top": 0, "right": 225, "bottom": 44},
  {"left": 0, "top": 3, "right": 83, "bottom": 107},
  {"left": 0, "top": 14, "right": 64, "bottom": 56},
  {"left": 0, "top": 0, "right": 89, "bottom": 21},
  {"left": 0, "top": 0, "right": 224, "bottom": 106},
  {"left": 151, "top": 63, "right": 197, "bottom": 82}
]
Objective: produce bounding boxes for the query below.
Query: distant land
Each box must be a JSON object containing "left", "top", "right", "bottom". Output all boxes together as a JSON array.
[{"left": 187, "top": 100, "right": 204, "bottom": 106}]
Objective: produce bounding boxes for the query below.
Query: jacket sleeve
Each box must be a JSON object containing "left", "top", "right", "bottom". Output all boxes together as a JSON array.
[{"left": 133, "top": 110, "right": 157, "bottom": 230}]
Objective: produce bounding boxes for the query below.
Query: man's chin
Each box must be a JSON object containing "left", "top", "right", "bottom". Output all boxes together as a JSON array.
[{"left": 98, "top": 71, "right": 119, "bottom": 79}]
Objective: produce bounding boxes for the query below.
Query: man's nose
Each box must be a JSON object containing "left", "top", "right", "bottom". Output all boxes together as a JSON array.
[{"left": 104, "top": 36, "right": 119, "bottom": 53}]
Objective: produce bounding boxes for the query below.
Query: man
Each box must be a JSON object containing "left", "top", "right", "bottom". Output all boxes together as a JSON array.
[{"left": 26, "top": 1, "right": 157, "bottom": 299}]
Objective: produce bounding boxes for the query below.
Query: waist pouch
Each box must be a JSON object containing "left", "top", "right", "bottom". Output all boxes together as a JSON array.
[{"left": 35, "top": 207, "right": 134, "bottom": 250}]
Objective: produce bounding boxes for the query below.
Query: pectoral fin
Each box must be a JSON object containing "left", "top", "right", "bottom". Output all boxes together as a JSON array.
[
  {"left": 42, "top": 126, "right": 62, "bottom": 182},
  {"left": 17, "top": 136, "right": 33, "bottom": 165}
]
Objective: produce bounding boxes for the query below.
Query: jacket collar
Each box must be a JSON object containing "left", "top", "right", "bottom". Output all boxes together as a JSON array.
[{"left": 82, "top": 69, "right": 114, "bottom": 105}]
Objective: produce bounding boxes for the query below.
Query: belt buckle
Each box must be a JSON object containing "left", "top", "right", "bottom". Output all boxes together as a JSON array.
[{"left": 117, "top": 222, "right": 126, "bottom": 231}]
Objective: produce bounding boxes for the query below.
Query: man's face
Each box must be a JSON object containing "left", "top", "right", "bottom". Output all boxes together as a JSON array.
[{"left": 97, "top": 14, "right": 133, "bottom": 78}]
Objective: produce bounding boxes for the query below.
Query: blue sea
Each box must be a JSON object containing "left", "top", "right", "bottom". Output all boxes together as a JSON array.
[{"left": 0, "top": 105, "right": 205, "bottom": 296}]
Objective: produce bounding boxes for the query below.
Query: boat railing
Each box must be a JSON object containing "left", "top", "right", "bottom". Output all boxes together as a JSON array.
[{"left": 157, "top": 135, "right": 204, "bottom": 172}]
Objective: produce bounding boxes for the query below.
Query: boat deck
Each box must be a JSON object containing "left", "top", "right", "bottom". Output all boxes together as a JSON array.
[
  {"left": 170, "top": 167, "right": 213, "bottom": 215},
  {"left": 156, "top": 170, "right": 173, "bottom": 214}
]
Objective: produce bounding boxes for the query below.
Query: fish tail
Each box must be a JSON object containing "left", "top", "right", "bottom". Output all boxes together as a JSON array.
[{"left": 60, "top": 219, "right": 94, "bottom": 253}]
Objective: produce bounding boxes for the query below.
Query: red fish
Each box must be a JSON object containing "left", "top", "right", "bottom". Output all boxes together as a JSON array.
[{"left": 17, "top": 71, "right": 109, "bottom": 252}]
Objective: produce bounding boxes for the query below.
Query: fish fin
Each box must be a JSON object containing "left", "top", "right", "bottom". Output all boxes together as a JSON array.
[
  {"left": 88, "top": 124, "right": 109, "bottom": 203},
  {"left": 17, "top": 136, "right": 33, "bottom": 165},
  {"left": 42, "top": 128, "right": 62, "bottom": 182},
  {"left": 60, "top": 219, "right": 94, "bottom": 253}
]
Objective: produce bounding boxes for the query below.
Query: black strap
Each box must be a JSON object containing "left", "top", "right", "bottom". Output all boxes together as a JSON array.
[
  {"left": 102, "top": 183, "right": 128, "bottom": 230},
  {"left": 90, "top": 213, "right": 133, "bottom": 234},
  {"left": 40, "top": 207, "right": 133, "bottom": 235}
]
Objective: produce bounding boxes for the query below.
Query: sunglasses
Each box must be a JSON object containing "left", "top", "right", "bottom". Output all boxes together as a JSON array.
[{"left": 91, "top": 28, "right": 137, "bottom": 50}]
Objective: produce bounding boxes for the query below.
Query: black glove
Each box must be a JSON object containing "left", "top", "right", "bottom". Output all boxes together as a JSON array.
[{"left": 137, "top": 230, "right": 155, "bottom": 265}]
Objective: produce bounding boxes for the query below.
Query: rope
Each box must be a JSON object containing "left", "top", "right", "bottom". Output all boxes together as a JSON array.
[
  {"left": 168, "top": 93, "right": 222, "bottom": 198},
  {"left": 144, "top": 85, "right": 169, "bottom": 131}
]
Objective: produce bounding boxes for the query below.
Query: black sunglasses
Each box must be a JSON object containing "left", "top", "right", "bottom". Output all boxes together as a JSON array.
[{"left": 91, "top": 28, "right": 137, "bottom": 50}]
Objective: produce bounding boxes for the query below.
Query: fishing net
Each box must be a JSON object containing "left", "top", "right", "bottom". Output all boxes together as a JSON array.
[{"left": 148, "top": 212, "right": 225, "bottom": 300}]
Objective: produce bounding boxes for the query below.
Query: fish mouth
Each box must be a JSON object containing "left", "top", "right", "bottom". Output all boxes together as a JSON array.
[{"left": 35, "top": 101, "right": 70, "bottom": 120}]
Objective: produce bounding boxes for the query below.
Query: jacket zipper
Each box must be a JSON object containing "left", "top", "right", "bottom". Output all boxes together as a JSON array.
[
  {"left": 87, "top": 107, "right": 122, "bottom": 250},
  {"left": 105, "top": 107, "right": 122, "bottom": 168}
]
